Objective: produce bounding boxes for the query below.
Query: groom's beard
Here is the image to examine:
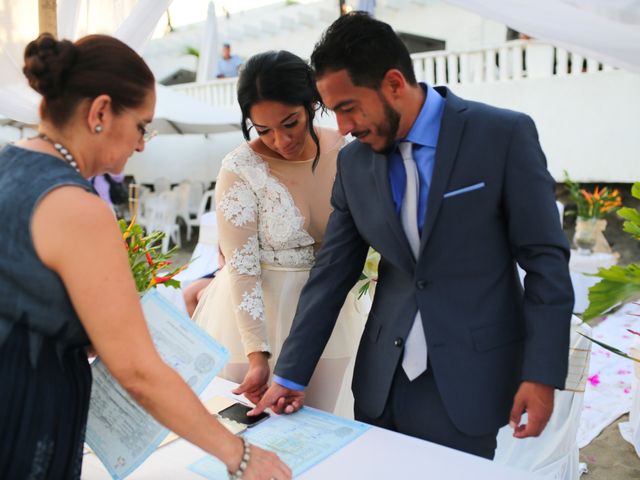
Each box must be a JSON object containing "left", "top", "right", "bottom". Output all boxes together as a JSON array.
[{"left": 372, "top": 92, "right": 401, "bottom": 154}]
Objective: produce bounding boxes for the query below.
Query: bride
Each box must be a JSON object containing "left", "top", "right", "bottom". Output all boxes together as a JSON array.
[{"left": 192, "top": 51, "right": 364, "bottom": 414}]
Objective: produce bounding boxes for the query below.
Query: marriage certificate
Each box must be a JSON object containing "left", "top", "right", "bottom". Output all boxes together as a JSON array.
[
  {"left": 85, "top": 290, "right": 229, "bottom": 479},
  {"left": 189, "top": 407, "right": 370, "bottom": 478}
]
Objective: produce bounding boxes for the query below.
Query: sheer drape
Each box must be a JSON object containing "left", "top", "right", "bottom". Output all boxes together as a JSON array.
[
  {"left": 0, "top": 0, "right": 171, "bottom": 123},
  {"left": 446, "top": 0, "right": 640, "bottom": 74}
]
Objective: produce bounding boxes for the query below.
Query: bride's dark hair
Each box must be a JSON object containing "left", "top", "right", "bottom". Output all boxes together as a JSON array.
[{"left": 236, "top": 50, "right": 324, "bottom": 171}]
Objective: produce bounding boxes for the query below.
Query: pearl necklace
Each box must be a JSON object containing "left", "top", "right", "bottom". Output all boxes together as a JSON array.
[{"left": 37, "top": 133, "right": 80, "bottom": 173}]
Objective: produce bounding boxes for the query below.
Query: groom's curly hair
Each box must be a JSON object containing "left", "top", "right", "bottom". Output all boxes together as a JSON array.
[{"left": 311, "top": 12, "right": 417, "bottom": 88}]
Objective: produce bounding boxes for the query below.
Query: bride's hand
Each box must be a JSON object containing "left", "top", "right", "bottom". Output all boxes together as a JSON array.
[{"left": 232, "top": 352, "right": 270, "bottom": 405}]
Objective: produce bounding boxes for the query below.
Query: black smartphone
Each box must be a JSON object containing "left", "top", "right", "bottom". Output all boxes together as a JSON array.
[{"left": 218, "top": 402, "right": 270, "bottom": 427}]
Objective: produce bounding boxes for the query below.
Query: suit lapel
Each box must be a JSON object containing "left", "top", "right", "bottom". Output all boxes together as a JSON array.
[
  {"left": 372, "top": 150, "right": 415, "bottom": 272},
  {"left": 419, "top": 88, "right": 467, "bottom": 255}
]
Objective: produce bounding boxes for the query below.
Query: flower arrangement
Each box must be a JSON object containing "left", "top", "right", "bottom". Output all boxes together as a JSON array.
[
  {"left": 564, "top": 172, "right": 622, "bottom": 219},
  {"left": 358, "top": 249, "right": 380, "bottom": 299},
  {"left": 580, "top": 182, "right": 640, "bottom": 361},
  {"left": 120, "top": 218, "right": 186, "bottom": 294}
]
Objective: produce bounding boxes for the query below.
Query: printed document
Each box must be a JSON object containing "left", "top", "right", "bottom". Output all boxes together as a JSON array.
[{"left": 85, "top": 290, "right": 229, "bottom": 479}]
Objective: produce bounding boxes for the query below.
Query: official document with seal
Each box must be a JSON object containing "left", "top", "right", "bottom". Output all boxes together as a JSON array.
[
  {"left": 85, "top": 290, "right": 229, "bottom": 479},
  {"left": 189, "top": 407, "right": 370, "bottom": 478}
]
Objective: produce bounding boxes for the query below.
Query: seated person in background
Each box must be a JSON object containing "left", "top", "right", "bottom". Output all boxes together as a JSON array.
[{"left": 90, "top": 173, "right": 127, "bottom": 211}]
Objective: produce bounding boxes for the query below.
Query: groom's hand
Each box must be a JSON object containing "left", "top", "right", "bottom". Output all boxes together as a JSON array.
[
  {"left": 248, "top": 382, "right": 305, "bottom": 416},
  {"left": 509, "top": 381, "right": 555, "bottom": 438}
]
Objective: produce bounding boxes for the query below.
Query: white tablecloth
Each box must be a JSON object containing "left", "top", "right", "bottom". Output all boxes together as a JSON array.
[
  {"left": 81, "top": 377, "right": 546, "bottom": 480},
  {"left": 495, "top": 317, "right": 591, "bottom": 480}
]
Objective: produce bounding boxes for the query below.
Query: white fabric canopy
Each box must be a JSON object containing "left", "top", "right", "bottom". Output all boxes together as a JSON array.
[
  {"left": 153, "top": 84, "right": 240, "bottom": 134},
  {"left": 446, "top": 0, "right": 640, "bottom": 73},
  {"left": 0, "top": 0, "right": 172, "bottom": 123}
]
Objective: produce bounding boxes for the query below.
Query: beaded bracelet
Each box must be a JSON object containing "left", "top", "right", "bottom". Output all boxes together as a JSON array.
[{"left": 229, "top": 437, "right": 251, "bottom": 479}]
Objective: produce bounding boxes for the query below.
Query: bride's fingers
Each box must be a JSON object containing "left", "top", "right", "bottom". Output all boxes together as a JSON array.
[{"left": 232, "top": 380, "right": 252, "bottom": 395}]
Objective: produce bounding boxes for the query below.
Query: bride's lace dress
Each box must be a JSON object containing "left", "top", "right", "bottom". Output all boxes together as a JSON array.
[{"left": 192, "top": 132, "right": 365, "bottom": 415}]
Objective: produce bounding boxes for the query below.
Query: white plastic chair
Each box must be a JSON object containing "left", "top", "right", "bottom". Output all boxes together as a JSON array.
[
  {"left": 494, "top": 316, "right": 592, "bottom": 480},
  {"left": 197, "top": 189, "right": 215, "bottom": 220},
  {"left": 133, "top": 185, "right": 152, "bottom": 225},
  {"left": 143, "top": 191, "right": 181, "bottom": 254},
  {"left": 173, "top": 183, "right": 200, "bottom": 242},
  {"left": 153, "top": 176, "right": 171, "bottom": 194},
  {"left": 188, "top": 181, "right": 205, "bottom": 217}
]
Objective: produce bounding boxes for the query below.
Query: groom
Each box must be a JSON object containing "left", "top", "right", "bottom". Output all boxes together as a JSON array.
[{"left": 250, "top": 12, "right": 573, "bottom": 459}]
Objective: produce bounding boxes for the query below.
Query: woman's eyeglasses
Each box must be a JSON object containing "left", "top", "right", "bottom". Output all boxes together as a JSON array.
[{"left": 121, "top": 107, "right": 158, "bottom": 142}]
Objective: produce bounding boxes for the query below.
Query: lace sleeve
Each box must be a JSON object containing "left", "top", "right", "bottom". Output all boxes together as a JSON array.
[{"left": 216, "top": 165, "right": 270, "bottom": 357}]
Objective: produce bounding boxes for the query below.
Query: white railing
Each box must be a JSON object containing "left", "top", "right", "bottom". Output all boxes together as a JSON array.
[
  {"left": 171, "top": 40, "right": 612, "bottom": 105},
  {"left": 412, "top": 39, "right": 613, "bottom": 85},
  {"left": 172, "top": 78, "right": 238, "bottom": 107}
]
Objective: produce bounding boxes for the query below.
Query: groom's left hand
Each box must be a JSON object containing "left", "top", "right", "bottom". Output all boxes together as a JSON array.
[
  {"left": 509, "top": 381, "right": 555, "bottom": 438},
  {"left": 248, "top": 382, "right": 304, "bottom": 416}
]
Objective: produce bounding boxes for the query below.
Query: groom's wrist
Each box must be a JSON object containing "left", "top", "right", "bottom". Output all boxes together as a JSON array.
[{"left": 273, "top": 375, "right": 305, "bottom": 391}]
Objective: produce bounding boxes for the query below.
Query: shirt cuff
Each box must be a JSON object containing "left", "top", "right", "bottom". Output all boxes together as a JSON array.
[{"left": 273, "top": 375, "right": 305, "bottom": 391}]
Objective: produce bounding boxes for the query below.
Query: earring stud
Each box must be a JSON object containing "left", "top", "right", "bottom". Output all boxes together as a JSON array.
[{"left": 95, "top": 125, "right": 103, "bottom": 133}]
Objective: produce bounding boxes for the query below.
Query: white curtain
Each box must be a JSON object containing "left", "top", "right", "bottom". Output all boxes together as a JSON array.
[
  {"left": 0, "top": 0, "right": 172, "bottom": 124},
  {"left": 446, "top": 0, "right": 640, "bottom": 74}
]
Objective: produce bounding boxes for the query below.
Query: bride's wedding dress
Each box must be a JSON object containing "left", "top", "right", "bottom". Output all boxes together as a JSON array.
[{"left": 193, "top": 133, "right": 366, "bottom": 416}]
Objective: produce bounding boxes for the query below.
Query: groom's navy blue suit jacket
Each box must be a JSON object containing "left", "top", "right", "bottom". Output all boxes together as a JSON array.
[{"left": 275, "top": 87, "right": 574, "bottom": 436}]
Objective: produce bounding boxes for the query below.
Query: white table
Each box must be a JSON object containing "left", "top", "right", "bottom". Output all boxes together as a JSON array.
[
  {"left": 569, "top": 250, "right": 618, "bottom": 314},
  {"left": 82, "top": 377, "right": 546, "bottom": 480}
]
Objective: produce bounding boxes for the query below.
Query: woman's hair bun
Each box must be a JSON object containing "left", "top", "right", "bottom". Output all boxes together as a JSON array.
[{"left": 23, "top": 33, "right": 78, "bottom": 99}]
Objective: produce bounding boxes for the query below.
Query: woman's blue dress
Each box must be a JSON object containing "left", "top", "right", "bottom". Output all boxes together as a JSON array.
[{"left": 0, "top": 144, "right": 95, "bottom": 479}]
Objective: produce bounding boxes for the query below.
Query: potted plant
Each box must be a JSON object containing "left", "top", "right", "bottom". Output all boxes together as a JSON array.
[{"left": 564, "top": 173, "right": 622, "bottom": 254}]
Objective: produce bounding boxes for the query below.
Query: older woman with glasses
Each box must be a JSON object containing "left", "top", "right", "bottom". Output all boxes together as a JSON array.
[{"left": 0, "top": 33, "right": 289, "bottom": 480}]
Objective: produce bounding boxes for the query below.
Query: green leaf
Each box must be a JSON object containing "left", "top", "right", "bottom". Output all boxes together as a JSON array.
[
  {"left": 583, "top": 264, "right": 640, "bottom": 320},
  {"left": 623, "top": 222, "right": 640, "bottom": 240},
  {"left": 184, "top": 46, "right": 200, "bottom": 58},
  {"left": 357, "top": 281, "right": 370, "bottom": 300},
  {"left": 162, "top": 279, "right": 181, "bottom": 289},
  {"left": 578, "top": 332, "right": 640, "bottom": 363},
  {"left": 632, "top": 182, "right": 640, "bottom": 200},
  {"left": 618, "top": 207, "right": 640, "bottom": 224}
]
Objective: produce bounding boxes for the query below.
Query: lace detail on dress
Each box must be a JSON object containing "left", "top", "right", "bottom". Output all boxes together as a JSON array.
[
  {"left": 214, "top": 142, "right": 327, "bottom": 355},
  {"left": 230, "top": 235, "right": 260, "bottom": 275},
  {"left": 238, "top": 282, "right": 264, "bottom": 322},
  {"left": 222, "top": 144, "right": 315, "bottom": 268},
  {"left": 261, "top": 248, "right": 315, "bottom": 268},
  {"left": 219, "top": 181, "right": 257, "bottom": 227}
]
